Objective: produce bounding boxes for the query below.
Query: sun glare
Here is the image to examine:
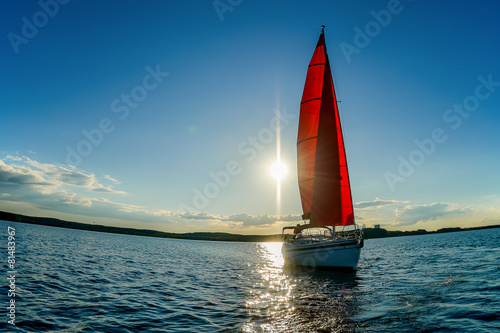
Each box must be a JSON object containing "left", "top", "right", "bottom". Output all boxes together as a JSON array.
[{"left": 270, "top": 161, "right": 288, "bottom": 181}]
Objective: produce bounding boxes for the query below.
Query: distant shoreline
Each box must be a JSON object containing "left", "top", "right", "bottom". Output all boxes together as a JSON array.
[{"left": 1, "top": 211, "right": 499, "bottom": 242}]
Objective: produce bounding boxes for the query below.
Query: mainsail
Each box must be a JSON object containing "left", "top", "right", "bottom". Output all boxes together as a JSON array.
[{"left": 297, "top": 27, "right": 354, "bottom": 226}]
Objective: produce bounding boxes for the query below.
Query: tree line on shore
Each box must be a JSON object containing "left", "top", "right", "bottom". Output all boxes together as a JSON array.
[{"left": 1, "top": 211, "right": 498, "bottom": 242}]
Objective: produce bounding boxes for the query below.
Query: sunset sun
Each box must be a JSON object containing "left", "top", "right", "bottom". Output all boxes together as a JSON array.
[{"left": 270, "top": 160, "right": 288, "bottom": 181}]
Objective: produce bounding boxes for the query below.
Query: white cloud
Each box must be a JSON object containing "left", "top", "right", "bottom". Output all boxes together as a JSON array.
[
  {"left": 394, "top": 203, "right": 472, "bottom": 227},
  {"left": 104, "top": 175, "right": 121, "bottom": 184},
  {"left": 479, "top": 216, "right": 500, "bottom": 225},
  {"left": 222, "top": 213, "right": 302, "bottom": 226},
  {"left": 0, "top": 159, "right": 51, "bottom": 186},
  {"left": 5, "top": 155, "right": 22, "bottom": 161},
  {"left": 23, "top": 157, "right": 102, "bottom": 189},
  {"left": 59, "top": 192, "right": 93, "bottom": 207},
  {"left": 1, "top": 156, "right": 127, "bottom": 194},
  {"left": 180, "top": 212, "right": 221, "bottom": 220},
  {"left": 178, "top": 211, "right": 302, "bottom": 227},
  {"left": 354, "top": 198, "right": 409, "bottom": 209},
  {"left": 224, "top": 213, "right": 276, "bottom": 226},
  {"left": 0, "top": 155, "right": 128, "bottom": 214},
  {"left": 89, "top": 184, "right": 127, "bottom": 195},
  {"left": 89, "top": 197, "right": 173, "bottom": 217}
]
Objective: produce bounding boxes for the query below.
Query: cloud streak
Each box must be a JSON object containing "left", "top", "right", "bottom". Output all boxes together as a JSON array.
[
  {"left": 179, "top": 211, "right": 302, "bottom": 227},
  {"left": 394, "top": 203, "right": 471, "bottom": 226},
  {"left": 0, "top": 155, "right": 126, "bottom": 211},
  {"left": 223, "top": 213, "right": 301, "bottom": 226},
  {"left": 22, "top": 157, "right": 125, "bottom": 194},
  {"left": 0, "top": 159, "right": 51, "bottom": 186},
  {"left": 354, "top": 198, "right": 409, "bottom": 209}
]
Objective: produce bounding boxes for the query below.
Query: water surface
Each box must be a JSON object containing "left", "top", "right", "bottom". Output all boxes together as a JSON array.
[{"left": 1, "top": 221, "right": 498, "bottom": 332}]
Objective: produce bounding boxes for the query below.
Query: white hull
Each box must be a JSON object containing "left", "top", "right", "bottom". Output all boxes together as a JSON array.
[{"left": 282, "top": 239, "right": 362, "bottom": 270}]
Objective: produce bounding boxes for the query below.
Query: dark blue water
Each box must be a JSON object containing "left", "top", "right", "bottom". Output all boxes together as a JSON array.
[{"left": 1, "top": 220, "right": 499, "bottom": 332}]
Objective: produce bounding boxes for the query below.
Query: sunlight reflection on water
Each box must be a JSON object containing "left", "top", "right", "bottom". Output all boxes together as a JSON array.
[
  {"left": 241, "top": 242, "right": 360, "bottom": 332},
  {"left": 243, "top": 242, "right": 296, "bottom": 332}
]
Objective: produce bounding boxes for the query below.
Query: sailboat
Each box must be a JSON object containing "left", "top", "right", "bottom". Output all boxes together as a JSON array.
[{"left": 281, "top": 26, "right": 364, "bottom": 269}]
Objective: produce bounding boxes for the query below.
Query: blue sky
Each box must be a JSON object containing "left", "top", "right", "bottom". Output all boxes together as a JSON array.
[{"left": 1, "top": 0, "right": 500, "bottom": 234}]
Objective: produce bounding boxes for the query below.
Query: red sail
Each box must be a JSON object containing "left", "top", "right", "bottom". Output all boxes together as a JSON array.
[{"left": 297, "top": 28, "right": 354, "bottom": 226}]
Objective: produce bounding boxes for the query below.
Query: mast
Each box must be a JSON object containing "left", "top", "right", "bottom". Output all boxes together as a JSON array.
[{"left": 297, "top": 26, "right": 354, "bottom": 226}]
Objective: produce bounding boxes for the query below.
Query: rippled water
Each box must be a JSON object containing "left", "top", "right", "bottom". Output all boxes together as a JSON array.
[{"left": 1, "top": 221, "right": 499, "bottom": 332}]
